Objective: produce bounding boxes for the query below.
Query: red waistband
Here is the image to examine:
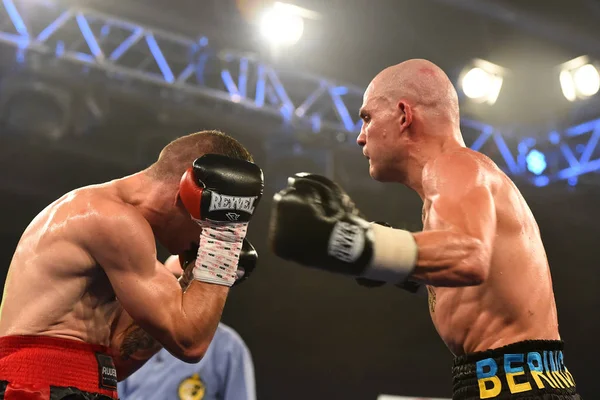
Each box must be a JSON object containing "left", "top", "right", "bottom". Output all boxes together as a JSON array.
[{"left": 0, "top": 335, "right": 118, "bottom": 398}]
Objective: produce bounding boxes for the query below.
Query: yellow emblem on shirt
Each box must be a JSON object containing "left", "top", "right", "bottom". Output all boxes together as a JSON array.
[{"left": 178, "top": 373, "right": 205, "bottom": 400}]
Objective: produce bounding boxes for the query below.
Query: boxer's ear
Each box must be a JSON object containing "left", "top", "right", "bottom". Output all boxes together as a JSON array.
[{"left": 397, "top": 100, "right": 413, "bottom": 133}]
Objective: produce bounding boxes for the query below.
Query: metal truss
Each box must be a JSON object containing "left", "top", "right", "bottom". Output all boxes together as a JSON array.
[
  {"left": 0, "top": 0, "right": 599, "bottom": 187},
  {"left": 0, "top": 0, "right": 363, "bottom": 134},
  {"left": 461, "top": 118, "right": 600, "bottom": 187}
]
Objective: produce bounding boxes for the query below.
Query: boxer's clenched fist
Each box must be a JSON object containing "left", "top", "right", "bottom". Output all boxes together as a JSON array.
[
  {"left": 179, "top": 154, "right": 264, "bottom": 286},
  {"left": 268, "top": 173, "right": 418, "bottom": 283}
]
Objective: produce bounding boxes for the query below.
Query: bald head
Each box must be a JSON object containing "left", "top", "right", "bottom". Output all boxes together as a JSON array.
[
  {"left": 367, "top": 59, "right": 460, "bottom": 126},
  {"left": 358, "top": 60, "right": 464, "bottom": 183}
]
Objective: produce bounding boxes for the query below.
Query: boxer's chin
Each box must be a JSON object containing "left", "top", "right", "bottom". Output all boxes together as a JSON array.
[{"left": 369, "top": 163, "right": 390, "bottom": 182}]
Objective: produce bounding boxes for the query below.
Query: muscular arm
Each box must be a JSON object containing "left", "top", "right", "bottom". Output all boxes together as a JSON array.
[
  {"left": 85, "top": 205, "right": 228, "bottom": 363},
  {"left": 110, "top": 256, "right": 197, "bottom": 380},
  {"left": 411, "top": 152, "right": 497, "bottom": 287},
  {"left": 111, "top": 253, "right": 198, "bottom": 378}
]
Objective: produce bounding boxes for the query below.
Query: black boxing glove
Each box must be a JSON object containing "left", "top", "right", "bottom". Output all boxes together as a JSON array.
[
  {"left": 179, "top": 154, "right": 263, "bottom": 223},
  {"left": 269, "top": 173, "right": 418, "bottom": 283},
  {"left": 179, "top": 154, "right": 264, "bottom": 287},
  {"left": 234, "top": 239, "right": 258, "bottom": 285},
  {"left": 292, "top": 175, "right": 384, "bottom": 289}
]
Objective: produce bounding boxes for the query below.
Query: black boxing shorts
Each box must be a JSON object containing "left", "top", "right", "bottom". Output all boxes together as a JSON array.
[
  {"left": 0, "top": 335, "right": 118, "bottom": 399},
  {"left": 452, "top": 340, "right": 581, "bottom": 400}
]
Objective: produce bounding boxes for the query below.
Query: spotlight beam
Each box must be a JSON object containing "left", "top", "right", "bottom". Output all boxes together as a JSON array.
[{"left": 431, "top": 0, "right": 600, "bottom": 57}]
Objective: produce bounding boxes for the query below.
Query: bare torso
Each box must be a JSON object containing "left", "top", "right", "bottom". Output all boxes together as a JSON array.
[
  {"left": 422, "top": 150, "right": 559, "bottom": 356},
  {"left": 0, "top": 185, "right": 125, "bottom": 346}
]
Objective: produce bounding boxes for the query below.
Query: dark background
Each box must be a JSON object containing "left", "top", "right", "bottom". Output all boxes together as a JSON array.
[{"left": 1, "top": 0, "right": 600, "bottom": 398}]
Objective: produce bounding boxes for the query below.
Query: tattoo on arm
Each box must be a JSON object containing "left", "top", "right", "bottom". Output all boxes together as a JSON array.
[
  {"left": 119, "top": 324, "right": 161, "bottom": 360},
  {"left": 427, "top": 286, "right": 436, "bottom": 313}
]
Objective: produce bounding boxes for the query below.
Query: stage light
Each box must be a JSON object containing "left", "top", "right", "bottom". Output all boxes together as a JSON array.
[
  {"left": 533, "top": 176, "right": 550, "bottom": 187},
  {"left": 460, "top": 59, "right": 505, "bottom": 105},
  {"left": 526, "top": 149, "right": 547, "bottom": 175},
  {"left": 559, "top": 56, "right": 600, "bottom": 101},
  {"left": 259, "top": 3, "right": 305, "bottom": 46},
  {"left": 568, "top": 177, "right": 578, "bottom": 187},
  {"left": 573, "top": 64, "right": 599, "bottom": 96}
]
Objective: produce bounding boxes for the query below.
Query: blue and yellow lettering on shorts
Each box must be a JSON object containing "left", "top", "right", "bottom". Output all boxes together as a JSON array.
[{"left": 452, "top": 340, "right": 582, "bottom": 400}]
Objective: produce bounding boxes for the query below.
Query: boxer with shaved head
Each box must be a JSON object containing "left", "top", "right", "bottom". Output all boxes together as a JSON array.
[{"left": 269, "top": 59, "right": 581, "bottom": 399}]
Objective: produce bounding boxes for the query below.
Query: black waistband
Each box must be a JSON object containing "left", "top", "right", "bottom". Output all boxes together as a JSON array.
[{"left": 452, "top": 340, "right": 578, "bottom": 400}]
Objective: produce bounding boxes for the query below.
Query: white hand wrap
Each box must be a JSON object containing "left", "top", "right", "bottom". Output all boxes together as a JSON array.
[
  {"left": 360, "top": 223, "right": 418, "bottom": 284},
  {"left": 193, "top": 221, "right": 248, "bottom": 287}
]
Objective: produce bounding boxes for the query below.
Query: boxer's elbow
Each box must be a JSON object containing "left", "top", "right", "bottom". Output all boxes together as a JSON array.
[
  {"left": 158, "top": 322, "right": 210, "bottom": 363},
  {"left": 178, "top": 343, "right": 209, "bottom": 364},
  {"left": 170, "top": 326, "right": 210, "bottom": 363},
  {"left": 169, "top": 337, "right": 209, "bottom": 363}
]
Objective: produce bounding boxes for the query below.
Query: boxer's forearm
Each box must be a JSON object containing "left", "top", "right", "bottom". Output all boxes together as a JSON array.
[
  {"left": 362, "top": 224, "right": 489, "bottom": 287},
  {"left": 115, "top": 278, "right": 226, "bottom": 365},
  {"left": 410, "top": 230, "right": 490, "bottom": 287},
  {"left": 111, "top": 271, "right": 199, "bottom": 380},
  {"left": 113, "top": 272, "right": 191, "bottom": 360},
  {"left": 159, "top": 281, "right": 227, "bottom": 362},
  {"left": 180, "top": 280, "right": 228, "bottom": 339}
]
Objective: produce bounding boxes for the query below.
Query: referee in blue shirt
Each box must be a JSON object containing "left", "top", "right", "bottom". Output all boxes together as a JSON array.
[{"left": 118, "top": 322, "right": 256, "bottom": 400}]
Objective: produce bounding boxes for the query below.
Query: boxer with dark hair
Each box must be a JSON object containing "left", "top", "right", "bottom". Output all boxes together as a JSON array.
[
  {"left": 268, "top": 60, "right": 581, "bottom": 399},
  {"left": 0, "top": 130, "right": 263, "bottom": 399}
]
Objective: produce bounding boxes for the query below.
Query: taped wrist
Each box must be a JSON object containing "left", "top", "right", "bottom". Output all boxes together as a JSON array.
[
  {"left": 361, "top": 223, "right": 418, "bottom": 283},
  {"left": 193, "top": 221, "right": 248, "bottom": 287}
]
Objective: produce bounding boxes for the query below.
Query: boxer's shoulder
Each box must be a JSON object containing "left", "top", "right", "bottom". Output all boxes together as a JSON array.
[
  {"left": 86, "top": 202, "right": 153, "bottom": 247},
  {"left": 431, "top": 148, "right": 495, "bottom": 173},
  {"left": 58, "top": 187, "right": 144, "bottom": 233},
  {"left": 424, "top": 148, "right": 499, "bottom": 194},
  {"left": 59, "top": 186, "right": 155, "bottom": 262}
]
